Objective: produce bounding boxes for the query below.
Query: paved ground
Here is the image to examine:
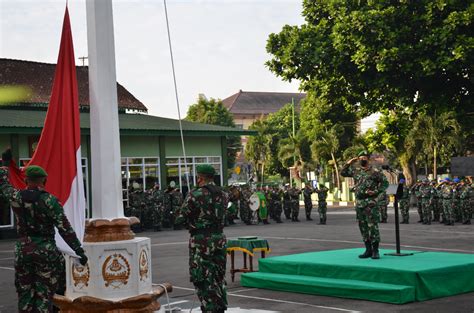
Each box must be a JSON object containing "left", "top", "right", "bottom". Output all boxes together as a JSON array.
[{"left": 0, "top": 206, "right": 473, "bottom": 313}]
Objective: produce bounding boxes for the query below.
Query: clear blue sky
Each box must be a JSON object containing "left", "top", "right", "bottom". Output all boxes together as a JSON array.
[{"left": 0, "top": 0, "right": 304, "bottom": 118}]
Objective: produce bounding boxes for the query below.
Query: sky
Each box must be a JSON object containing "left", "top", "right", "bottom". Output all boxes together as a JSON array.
[{"left": 0, "top": 0, "right": 305, "bottom": 119}]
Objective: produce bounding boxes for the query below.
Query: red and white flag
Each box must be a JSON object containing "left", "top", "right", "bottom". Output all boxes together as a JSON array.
[{"left": 9, "top": 7, "right": 85, "bottom": 255}]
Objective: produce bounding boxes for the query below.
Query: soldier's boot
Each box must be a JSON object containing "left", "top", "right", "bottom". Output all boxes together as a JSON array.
[
  {"left": 306, "top": 214, "right": 313, "bottom": 221},
  {"left": 322, "top": 216, "right": 327, "bottom": 224},
  {"left": 359, "top": 241, "right": 372, "bottom": 259},
  {"left": 371, "top": 242, "right": 380, "bottom": 259},
  {"left": 463, "top": 220, "right": 471, "bottom": 225},
  {"left": 154, "top": 225, "right": 162, "bottom": 232}
]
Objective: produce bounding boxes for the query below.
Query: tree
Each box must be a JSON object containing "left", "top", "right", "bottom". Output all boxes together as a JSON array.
[
  {"left": 266, "top": 1, "right": 472, "bottom": 118},
  {"left": 364, "top": 111, "right": 417, "bottom": 185},
  {"left": 277, "top": 130, "right": 313, "bottom": 184},
  {"left": 245, "top": 119, "right": 271, "bottom": 182},
  {"left": 186, "top": 95, "right": 241, "bottom": 169},
  {"left": 311, "top": 125, "right": 344, "bottom": 193},
  {"left": 405, "top": 111, "right": 461, "bottom": 178}
]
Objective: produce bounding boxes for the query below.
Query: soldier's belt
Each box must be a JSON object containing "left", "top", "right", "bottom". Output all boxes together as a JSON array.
[{"left": 190, "top": 227, "right": 224, "bottom": 236}]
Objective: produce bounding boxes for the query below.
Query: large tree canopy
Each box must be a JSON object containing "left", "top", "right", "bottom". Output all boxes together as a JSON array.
[
  {"left": 266, "top": 0, "right": 473, "bottom": 117},
  {"left": 185, "top": 95, "right": 241, "bottom": 169}
]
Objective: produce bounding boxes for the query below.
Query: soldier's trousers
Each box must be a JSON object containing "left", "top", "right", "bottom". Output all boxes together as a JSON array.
[
  {"left": 304, "top": 199, "right": 312, "bottom": 218},
  {"left": 432, "top": 199, "right": 440, "bottom": 221},
  {"left": 291, "top": 200, "right": 299, "bottom": 220},
  {"left": 273, "top": 202, "right": 282, "bottom": 221},
  {"left": 453, "top": 200, "right": 461, "bottom": 222},
  {"left": 399, "top": 199, "right": 409, "bottom": 223},
  {"left": 442, "top": 199, "right": 454, "bottom": 224},
  {"left": 189, "top": 233, "right": 227, "bottom": 312},
  {"left": 417, "top": 197, "right": 423, "bottom": 221},
  {"left": 461, "top": 201, "right": 471, "bottom": 223},
  {"left": 240, "top": 206, "right": 251, "bottom": 224},
  {"left": 318, "top": 201, "right": 327, "bottom": 222},
  {"left": 356, "top": 198, "right": 380, "bottom": 244},
  {"left": 283, "top": 201, "right": 291, "bottom": 219},
  {"left": 421, "top": 198, "right": 432, "bottom": 224},
  {"left": 15, "top": 241, "right": 65, "bottom": 313}
]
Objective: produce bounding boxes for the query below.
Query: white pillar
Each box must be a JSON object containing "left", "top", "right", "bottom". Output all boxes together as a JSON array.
[{"left": 86, "top": 0, "right": 124, "bottom": 219}]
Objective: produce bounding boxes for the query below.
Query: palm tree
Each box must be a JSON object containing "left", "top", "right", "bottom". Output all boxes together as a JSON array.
[
  {"left": 277, "top": 130, "right": 309, "bottom": 184},
  {"left": 246, "top": 119, "right": 271, "bottom": 182},
  {"left": 311, "top": 125, "right": 343, "bottom": 192},
  {"left": 405, "top": 111, "right": 461, "bottom": 178}
]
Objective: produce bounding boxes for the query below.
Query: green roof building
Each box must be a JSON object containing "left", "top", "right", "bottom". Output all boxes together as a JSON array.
[{"left": 0, "top": 58, "right": 253, "bottom": 235}]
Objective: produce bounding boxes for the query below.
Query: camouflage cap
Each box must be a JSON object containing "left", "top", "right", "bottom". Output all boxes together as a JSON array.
[
  {"left": 196, "top": 164, "right": 216, "bottom": 176},
  {"left": 25, "top": 165, "right": 48, "bottom": 178}
]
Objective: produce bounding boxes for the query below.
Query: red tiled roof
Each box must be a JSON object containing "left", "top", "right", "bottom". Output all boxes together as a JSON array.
[
  {"left": 0, "top": 58, "right": 147, "bottom": 112},
  {"left": 222, "top": 90, "right": 305, "bottom": 115}
]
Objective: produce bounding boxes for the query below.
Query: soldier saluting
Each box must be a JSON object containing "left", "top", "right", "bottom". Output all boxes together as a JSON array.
[
  {"left": 175, "top": 164, "right": 229, "bottom": 313},
  {"left": 341, "top": 150, "right": 388, "bottom": 259},
  {"left": 0, "top": 154, "right": 87, "bottom": 313}
]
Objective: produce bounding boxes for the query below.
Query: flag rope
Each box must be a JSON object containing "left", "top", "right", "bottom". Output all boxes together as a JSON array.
[{"left": 163, "top": 0, "right": 191, "bottom": 191}]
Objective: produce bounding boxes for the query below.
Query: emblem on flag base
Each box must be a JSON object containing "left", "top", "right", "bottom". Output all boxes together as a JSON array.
[{"left": 54, "top": 218, "right": 172, "bottom": 312}]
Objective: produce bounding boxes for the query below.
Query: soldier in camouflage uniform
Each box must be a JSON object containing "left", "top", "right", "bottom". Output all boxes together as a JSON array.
[
  {"left": 162, "top": 182, "right": 177, "bottom": 228},
  {"left": 419, "top": 179, "right": 433, "bottom": 225},
  {"left": 431, "top": 180, "right": 441, "bottom": 223},
  {"left": 271, "top": 186, "right": 283, "bottom": 223},
  {"left": 289, "top": 187, "right": 301, "bottom": 222},
  {"left": 239, "top": 186, "right": 252, "bottom": 225},
  {"left": 315, "top": 184, "right": 329, "bottom": 225},
  {"left": 283, "top": 186, "right": 292, "bottom": 220},
  {"left": 0, "top": 165, "right": 88, "bottom": 313},
  {"left": 175, "top": 164, "right": 228, "bottom": 313},
  {"left": 378, "top": 191, "right": 389, "bottom": 223},
  {"left": 127, "top": 187, "right": 146, "bottom": 231},
  {"left": 341, "top": 151, "right": 388, "bottom": 259},
  {"left": 459, "top": 179, "right": 472, "bottom": 225},
  {"left": 149, "top": 182, "right": 164, "bottom": 231},
  {"left": 303, "top": 184, "right": 314, "bottom": 221},
  {"left": 440, "top": 178, "right": 455, "bottom": 226},
  {"left": 398, "top": 179, "right": 410, "bottom": 224},
  {"left": 410, "top": 181, "right": 423, "bottom": 223},
  {"left": 452, "top": 178, "right": 462, "bottom": 223}
]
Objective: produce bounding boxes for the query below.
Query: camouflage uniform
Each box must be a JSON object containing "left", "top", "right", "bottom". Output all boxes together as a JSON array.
[
  {"left": 162, "top": 188, "right": 175, "bottom": 228},
  {"left": 440, "top": 182, "right": 455, "bottom": 225},
  {"left": 341, "top": 162, "right": 388, "bottom": 257},
  {"left": 303, "top": 185, "right": 314, "bottom": 221},
  {"left": 315, "top": 186, "right": 329, "bottom": 225},
  {"left": 271, "top": 187, "right": 283, "bottom": 223},
  {"left": 127, "top": 189, "right": 146, "bottom": 231},
  {"left": 239, "top": 187, "right": 252, "bottom": 225},
  {"left": 175, "top": 182, "right": 229, "bottom": 313},
  {"left": 432, "top": 183, "right": 442, "bottom": 222},
  {"left": 283, "top": 188, "right": 292, "bottom": 220},
  {"left": 411, "top": 182, "right": 423, "bottom": 223},
  {"left": 289, "top": 187, "right": 301, "bottom": 222},
  {"left": 420, "top": 182, "right": 433, "bottom": 225},
  {"left": 399, "top": 185, "right": 410, "bottom": 224},
  {"left": 378, "top": 191, "right": 389, "bottom": 223},
  {"left": 150, "top": 187, "right": 164, "bottom": 231},
  {"left": 0, "top": 168, "right": 85, "bottom": 313},
  {"left": 453, "top": 183, "right": 462, "bottom": 223},
  {"left": 459, "top": 183, "right": 472, "bottom": 225}
]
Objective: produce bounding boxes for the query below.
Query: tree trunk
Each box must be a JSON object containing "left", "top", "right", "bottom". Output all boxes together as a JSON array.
[
  {"left": 401, "top": 157, "right": 416, "bottom": 187},
  {"left": 433, "top": 146, "right": 437, "bottom": 180}
]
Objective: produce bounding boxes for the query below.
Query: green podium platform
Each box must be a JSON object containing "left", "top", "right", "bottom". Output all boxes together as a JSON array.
[{"left": 241, "top": 248, "right": 474, "bottom": 304}]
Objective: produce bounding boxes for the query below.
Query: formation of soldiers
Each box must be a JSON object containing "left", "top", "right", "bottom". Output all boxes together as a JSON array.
[
  {"left": 125, "top": 182, "right": 332, "bottom": 228},
  {"left": 125, "top": 181, "right": 183, "bottom": 231},
  {"left": 409, "top": 177, "right": 472, "bottom": 226}
]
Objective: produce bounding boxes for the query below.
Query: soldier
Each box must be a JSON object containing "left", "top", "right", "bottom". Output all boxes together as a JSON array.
[
  {"left": 162, "top": 181, "right": 176, "bottom": 228},
  {"left": 171, "top": 188, "right": 184, "bottom": 230},
  {"left": 303, "top": 183, "right": 314, "bottom": 221},
  {"left": 341, "top": 151, "right": 388, "bottom": 259},
  {"left": 283, "top": 185, "right": 292, "bottom": 220},
  {"left": 420, "top": 179, "right": 433, "bottom": 225},
  {"left": 0, "top": 164, "right": 88, "bottom": 313},
  {"left": 431, "top": 180, "right": 441, "bottom": 223},
  {"left": 271, "top": 186, "right": 283, "bottom": 223},
  {"left": 440, "top": 178, "right": 455, "bottom": 226},
  {"left": 398, "top": 179, "right": 410, "bottom": 224},
  {"left": 239, "top": 185, "right": 252, "bottom": 225},
  {"left": 226, "top": 185, "right": 240, "bottom": 225},
  {"left": 290, "top": 187, "right": 301, "bottom": 222},
  {"left": 315, "top": 184, "right": 329, "bottom": 225},
  {"left": 378, "top": 191, "right": 389, "bottom": 223},
  {"left": 410, "top": 180, "right": 423, "bottom": 223},
  {"left": 453, "top": 178, "right": 462, "bottom": 223},
  {"left": 459, "top": 179, "right": 472, "bottom": 225},
  {"left": 175, "top": 164, "right": 228, "bottom": 313},
  {"left": 150, "top": 182, "right": 164, "bottom": 231}
]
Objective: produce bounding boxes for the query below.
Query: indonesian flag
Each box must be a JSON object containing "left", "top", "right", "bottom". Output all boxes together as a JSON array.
[{"left": 9, "top": 7, "right": 85, "bottom": 255}]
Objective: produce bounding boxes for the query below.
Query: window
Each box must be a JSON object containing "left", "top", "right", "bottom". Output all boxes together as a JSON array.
[
  {"left": 165, "top": 156, "right": 222, "bottom": 196},
  {"left": 121, "top": 157, "right": 160, "bottom": 207}
]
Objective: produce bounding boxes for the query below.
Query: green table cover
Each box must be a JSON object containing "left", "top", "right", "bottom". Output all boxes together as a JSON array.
[{"left": 227, "top": 237, "right": 271, "bottom": 256}]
